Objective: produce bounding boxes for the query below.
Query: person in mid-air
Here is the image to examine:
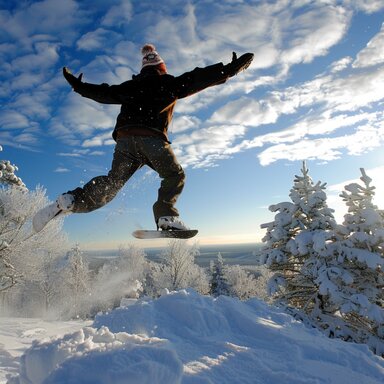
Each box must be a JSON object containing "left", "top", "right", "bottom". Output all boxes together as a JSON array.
[{"left": 33, "top": 44, "right": 253, "bottom": 233}]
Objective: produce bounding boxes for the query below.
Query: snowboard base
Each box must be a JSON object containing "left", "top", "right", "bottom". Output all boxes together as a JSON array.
[{"left": 132, "top": 229, "right": 198, "bottom": 239}]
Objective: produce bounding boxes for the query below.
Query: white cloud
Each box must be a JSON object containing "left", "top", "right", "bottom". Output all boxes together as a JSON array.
[
  {"left": 0, "top": 0, "right": 84, "bottom": 44},
  {"left": 293, "top": 112, "right": 378, "bottom": 137},
  {"left": 9, "top": 72, "right": 46, "bottom": 92},
  {"left": 0, "top": 110, "right": 30, "bottom": 129},
  {"left": 54, "top": 167, "right": 70, "bottom": 173},
  {"left": 101, "top": 1, "right": 133, "bottom": 27},
  {"left": 349, "top": 0, "right": 384, "bottom": 13},
  {"left": 353, "top": 22, "right": 384, "bottom": 68},
  {"left": 0, "top": 128, "right": 41, "bottom": 150},
  {"left": 174, "top": 124, "right": 246, "bottom": 168},
  {"left": 9, "top": 92, "right": 52, "bottom": 120},
  {"left": 210, "top": 97, "right": 280, "bottom": 127},
  {"left": 82, "top": 132, "right": 114, "bottom": 148},
  {"left": 75, "top": 55, "right": 134, "bottom": 85},
  {"left": 11, "top": 42, "right": 60, "bottom": 71},
  {"left": 171, "top": 115, "right": 201, "bottom": 134},
  {"left": 49, "top": 94, "right": 118, "bottom": 145},
  {"left": 258, "top": 139, "right": 343, "bottom": 166},
  {"left": 329, "top": 57, "right": 353, "bottom": 73},
  {"left": 280, "top": 5, "right": 350, "bottom": 67},
  {"left": 57, "top": 148, "right": 107, "bottom": 157},
  {"left": 258, "top": 121, "right": 384, "bottom": 166},
  {"left": 77, "top": 29, "right": 121, "bottom": 52},
  {"left": 324, "top": 67, "right": 384, "bottom": 112}
]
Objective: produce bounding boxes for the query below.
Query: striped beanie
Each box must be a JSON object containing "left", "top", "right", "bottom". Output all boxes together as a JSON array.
[{"left": 141, "top": 44, "right": 165, "bottom": 69}]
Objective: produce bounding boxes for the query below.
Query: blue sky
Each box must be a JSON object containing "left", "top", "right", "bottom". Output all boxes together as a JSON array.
[{"left": 1, "top": 0, "right": 384, "bottom": 250}]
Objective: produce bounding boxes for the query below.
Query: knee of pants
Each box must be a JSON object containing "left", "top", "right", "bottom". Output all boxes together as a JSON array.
[
  {"left": 174, "top": 167, "right": 186, "bottom": 186},
  {"left": 178, "top": 167, "right": 186, "bottom": 182},
  {"left": 163, "top": 164, "right": 185, "bottom": 180}
]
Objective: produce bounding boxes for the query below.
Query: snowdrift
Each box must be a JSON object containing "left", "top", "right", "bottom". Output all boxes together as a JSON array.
[{"left": 10, "top": 290, "right": 384, "bottom": 384}]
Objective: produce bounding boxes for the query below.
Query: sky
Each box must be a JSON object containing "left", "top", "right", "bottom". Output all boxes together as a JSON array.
[{"left": 1, "top": 0, "right": 384, "bottom": 250}]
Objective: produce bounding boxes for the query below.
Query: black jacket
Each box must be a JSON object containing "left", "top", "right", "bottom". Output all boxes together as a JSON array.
[{"left": 72, "top": 63, "right": 229, "bottom": 142}]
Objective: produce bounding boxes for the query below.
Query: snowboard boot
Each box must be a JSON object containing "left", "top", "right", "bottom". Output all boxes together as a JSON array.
[
  {"left": 157, "top": 216, "right": 190, "bottom": 231},
  {"left": 33, "top": 193, "right": 74, "bottom": 233}
]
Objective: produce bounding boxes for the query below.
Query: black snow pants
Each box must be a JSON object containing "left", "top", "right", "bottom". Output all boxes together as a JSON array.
[{"left": 68, "top": 136, "right": 185, "bottom": 222}]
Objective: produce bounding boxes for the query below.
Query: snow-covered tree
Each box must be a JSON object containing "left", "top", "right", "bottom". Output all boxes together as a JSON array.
[
  {"left": 153, "top": 240, "right": 207, "bottom": 293},
  {"left": 37, "top": 251, "right": 63, "bottom": 313},
  {"left": 226, "top": 265, "right": 272, "bottom": 301},
  {"left": 115, "top": 244, "right": 146, "bottom": 284},
  {"left": 295, "top": 170, "right": 384, "bottom": 356},
  {"left": 261, "top": 162, "right": 338, "bottom": 310},
  {"left": 58, "top": 245, "right": 91, "bottom": 318},
  {"left": 260, "top": 201, "right": 298, "bottom": 294},
  {"left": 85, "top": 245, "right": 146, "bottom": 316},
  {"left": 0, "top": 186, "right": 68, "bottom": 300},
  {"left": 0, "top": 146, "right": 25, "bottom": 188},
  {"left": 142, "top": 261, "right": 163, "bottom": 297},
  {"left": 209, "top": 253, "right": 232, "bottom": 297},
  {"left": 330, "top": 169, "right": 384, "bottom": 355},
  {"left": 261, "top": 164, "right": 383, "bottom": 356}
]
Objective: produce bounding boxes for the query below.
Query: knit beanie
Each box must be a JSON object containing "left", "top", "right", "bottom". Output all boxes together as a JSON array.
[{"left": 141, "top": 44, "right": 166, "bottom": 71}]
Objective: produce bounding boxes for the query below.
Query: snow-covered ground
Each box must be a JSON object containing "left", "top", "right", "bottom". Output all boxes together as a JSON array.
[
  {"left": 0, "top": 317, "right": 89, "bottom": 383},
  {"left": 1, "top": 290, "right": 383, "bottom": 384}
]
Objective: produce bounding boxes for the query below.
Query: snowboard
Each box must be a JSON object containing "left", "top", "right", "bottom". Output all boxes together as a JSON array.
[{"left": 132, "top": 229, "right": 198, "bottom": 239}]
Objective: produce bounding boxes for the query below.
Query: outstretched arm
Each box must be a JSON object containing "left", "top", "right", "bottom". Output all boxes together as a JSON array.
[
  {"left": 62, "top": 67, "right": 122, "bottom": 104},
  {"left": 175, "top": 52, "right": 254, "bottom": 98}
]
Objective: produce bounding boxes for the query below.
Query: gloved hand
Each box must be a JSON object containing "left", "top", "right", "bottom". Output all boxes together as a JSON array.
[
  {"left": 224, "top": 52, "right": 254, "bottom": 77},
  {"left": 63, "top": 67, "right": 83, "bottom": 89}
]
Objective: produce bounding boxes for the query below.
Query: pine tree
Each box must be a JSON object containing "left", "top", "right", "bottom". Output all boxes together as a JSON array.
[
  {"left": 332, "top": 168, "right": 384, "bottom": 355},
  {"left": 261, "top": 164, "right": 384, "bottom": 356},
  {"left": 209, "top": 253, "right": 232, "bottom": 297},
  {"left": 261, "top": 162, "right": 338, "bottom": 310}
]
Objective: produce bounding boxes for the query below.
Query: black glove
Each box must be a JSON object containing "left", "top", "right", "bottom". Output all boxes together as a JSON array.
[
  {"left": 63, "top": 67, "right": 83, "bottom": 89},
  {"left": 224, "top": 52, "right": 254, "bottom": 77}
]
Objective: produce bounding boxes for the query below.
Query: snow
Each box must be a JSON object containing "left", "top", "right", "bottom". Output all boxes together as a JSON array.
[
  {"left": 1, "top": 290, "right": 383, "bottom": 384},
  {"left": 0, "top": 317, "right": 89, "bottom": 383}
]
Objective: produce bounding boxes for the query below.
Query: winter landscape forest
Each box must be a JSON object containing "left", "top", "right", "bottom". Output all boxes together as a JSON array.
[{"left": 0, "top": 145, "right": 383, "bottom": 383}]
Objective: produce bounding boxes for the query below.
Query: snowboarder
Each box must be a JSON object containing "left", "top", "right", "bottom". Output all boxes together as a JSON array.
[{"left": 33, "top": 44, "right": 254, "bottom": 234}]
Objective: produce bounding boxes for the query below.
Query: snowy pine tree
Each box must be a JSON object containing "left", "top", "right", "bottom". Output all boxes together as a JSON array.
[
  {"left": 261, "top": 162, "right": 338, "bottom": 311},
  {"left": 260, "top": 200, "right": 298, "bottom": 295},
  {"left": 261, "top": 164, "right": 383, "bottom": 356},
  {"left": 286, "top": 162, "right": 341, "bottom": 312},
  {"left": 209, "top": 253, "right": 232, "bottom": 297},
  {"left": 331, "top": 169, "right": 384, "bottom": 355}
]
